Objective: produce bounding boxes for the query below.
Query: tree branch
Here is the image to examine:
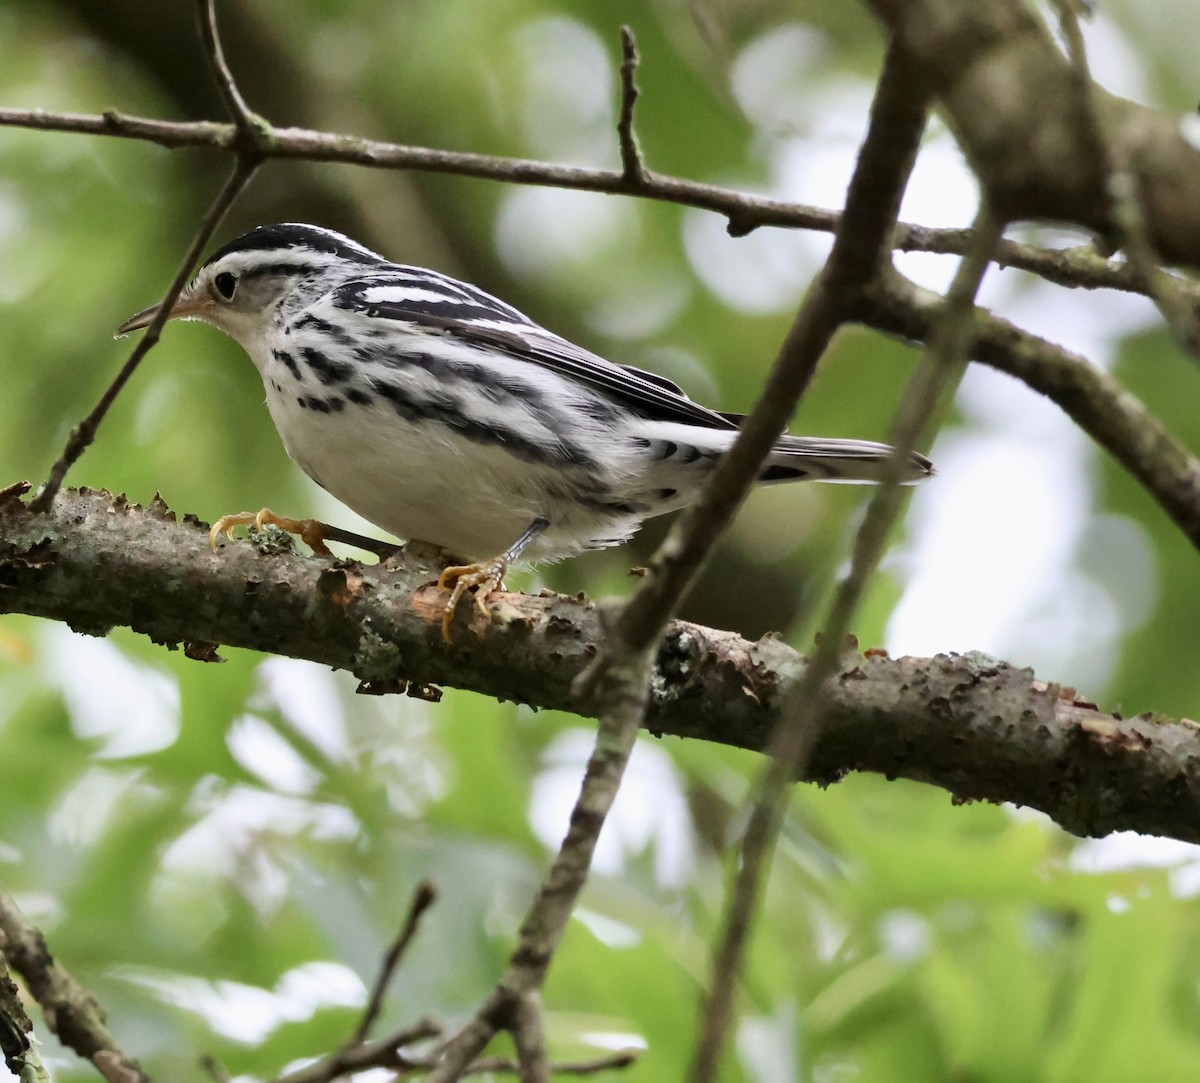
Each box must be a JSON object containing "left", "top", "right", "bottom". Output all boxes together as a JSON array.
[
  {"left": 859, "top": 271, "right": 1200, "bottom": 552},
  {"left": 0, "top": 887, "right": 153, "bottom": 1083},
  {"left": 274, "top": 1018, "right": 443, "bottom": 1083},
  {"left": 30, "top": 0, "right": 263, "bottom": 513},
  {"left": 692, "top": 46, "right": 940, "bottom": 1079},
  {"left": 31, "top": 157, "right": 258, "bottom": 513},
  {"left": 0, "top": 950, "right": 47, "bottom": 1083},
  {"left": 426, "top": 40, "right": 936, "bottom": 1077},
  {"left": 1, "top": 483, "right": 1197, "bottom": 843},
  {"left": 346, "top": 880, "right": 438, "bottom": 1048},
  {"left": 196, "top": 0, "right": 264, "bottom": 135},
  {"left": 615, "top": 26, "right": 648, "bottom": 186},
  {"left": 1, "top": 104, "right": 1196, "bottom": 300}
]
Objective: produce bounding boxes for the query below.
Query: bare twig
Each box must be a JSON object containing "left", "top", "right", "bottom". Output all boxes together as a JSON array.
[
  {"left": 683, "top": 45, "right": 938, "bottom": 1083},
  {"left": 511, "top": 991, "right": 550, "bottom": 1083},
  {"left": 30, "top": 156, "right": 258, "bottom": 513},
  {"left": 198, "top": 1053, "right": 232, "bottom": 1083},
  {"left": 397, "top": 1049, "right": 638, "bottom": 1077},
  {"left": 31, "top": 0, "right": 266, "bottom": 514},
  {"left": 426, "top": 631, "right": 657, "bottom": 1081},
  {"left": 691, "top": 206, "right": 1003, "bottom": 1082},
  {"left": 0, "top": 105, "right": 1192, "bottom": 298},
  {"left": 274, "top": 1017, "right": 442, "bottom": 1083},
  {"left": 196, "top": 0, "right": 263, "bottom": 132},
  {"left": 616, "top": 26, "right": 648, "bottom": 184},
  {"left": 427, "top": 36, "right": 934, "bottom": 1083},
  {"left": 0, "top": 887, "right": 154, "bottom": 1083},
  {"left": 348, "top": 880, "right": 438, "bottom": 1046},
  {"left": 859, "top": 270, "right": 1200, "bottom": 552}
]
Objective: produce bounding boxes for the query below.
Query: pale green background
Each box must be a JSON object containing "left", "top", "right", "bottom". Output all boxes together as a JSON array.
[{"left": 2, "top": 2, "right": 1200, "bottom": 1080}]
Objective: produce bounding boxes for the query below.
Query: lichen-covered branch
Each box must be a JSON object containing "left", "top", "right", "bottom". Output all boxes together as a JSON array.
[{"left": 1, "top": 483, "right": 1197, "bottom": 843}]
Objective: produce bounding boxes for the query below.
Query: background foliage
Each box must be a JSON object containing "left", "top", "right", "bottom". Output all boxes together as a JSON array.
[{"left": 3, "top": 1, "right": 1200, "bottom": 1080}]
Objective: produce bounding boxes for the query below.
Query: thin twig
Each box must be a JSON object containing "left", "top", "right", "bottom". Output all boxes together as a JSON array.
[
  {"left": 198, "top": 1053, "right": 232, "bottom": 1083},
  {"left": 398, "top": 1049, "right": 638, "bottom": 1077},
  {"left": 274, "top": 1017, "right": 443, "bottom": 1083},
  {"left": 860, "top": 269, "right": 1200, "bottom": 552},
  {"left": 348, "top": 880, "right": 438, "bottom": 1046},
  {"left": 0, "top": 887, "right": 154, "bottom": 1083},
  {"left": 511, "top": 991, "right": 550, "bottom": 1083},
  {"left": 196, "top": 0, "right": 262, "bottom": 130},
  {"left": 0, "top": 105, "right": 1189, "bottom": 298},
  {"left": 417, "top": 38, "right": 927, "bottom": 1083},
  {"left": 684, "top": 43, "right": 938, "bottom": 1082},
  {"left": 689, "top": 205, "right": 1004, "bottom": 1083},
  {"left": 427, "top": 42, "right": 931, "bottom": 1077},
  {"left": 410, "top": 74, "right": 929, "bottom": 1061},
  {"left": 616, "top": 26, "right": 648, "bottom": 184},
  {"left": 31, "top": 0, "right": 266, "bottom": 514},
  {"left": 427, "top": 628, "right": 657, "bottom": 1081},
  {"left": 30, "top": 156, "right": 259, "bottom": 512},
  {"left": 607, "top": 39, "right": 931, "bottom": 660}
]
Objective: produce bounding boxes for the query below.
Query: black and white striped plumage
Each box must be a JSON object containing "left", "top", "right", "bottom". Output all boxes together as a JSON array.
[{"left": 119, "top": 223, "right": 932, "bottom": 565}]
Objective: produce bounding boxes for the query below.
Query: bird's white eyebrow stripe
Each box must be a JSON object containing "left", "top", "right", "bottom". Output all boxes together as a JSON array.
[{"left": 220, "top": 249, "right": 351, "bottom": 277}]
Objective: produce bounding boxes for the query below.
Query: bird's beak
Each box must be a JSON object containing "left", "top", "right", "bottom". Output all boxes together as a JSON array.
[{"left": 115, "top": 294, "right": 208, "bottom": 337}]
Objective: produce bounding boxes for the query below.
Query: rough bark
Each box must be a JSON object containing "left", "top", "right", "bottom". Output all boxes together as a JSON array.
[{"left": 2, "top": 482, "right": 1197, "bottom": 844}]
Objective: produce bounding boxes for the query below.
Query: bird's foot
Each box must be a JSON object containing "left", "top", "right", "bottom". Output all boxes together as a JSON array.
[
  {"left": 209, "top": 508, "right": 334, "bottom": 557},
  {"left": 436, "top": 557, "right": 509, "bottom": 643}
]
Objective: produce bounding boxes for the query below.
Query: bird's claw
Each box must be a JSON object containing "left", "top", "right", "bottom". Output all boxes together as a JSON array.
[
  {"left": 437, "top": 557, "right": 508, "bottom": 643},
  {"left": 209, "top": 508, "right": 334, "bottom": 556}
]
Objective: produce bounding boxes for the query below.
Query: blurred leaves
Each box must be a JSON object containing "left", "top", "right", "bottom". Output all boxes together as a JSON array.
[{"left": 2, "top": 1, "right": 1200, "bottom": 1081}]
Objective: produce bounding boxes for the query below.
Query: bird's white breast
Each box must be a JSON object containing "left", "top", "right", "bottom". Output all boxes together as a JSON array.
[{"left": 245, "top": 323, "right": 649, "bottom": 561}]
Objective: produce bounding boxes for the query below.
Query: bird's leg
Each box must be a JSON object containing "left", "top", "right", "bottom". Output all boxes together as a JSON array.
[
  {"left": 209, "top": 508, "right": 334, "bottom": 556},
  {"left": 437, "top": 517, "right": 549, "bottom": 643}
]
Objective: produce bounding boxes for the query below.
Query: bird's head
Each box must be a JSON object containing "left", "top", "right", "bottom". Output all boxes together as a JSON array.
[{"left": 116, "top": 223, "right": 390, "bottom": 348}]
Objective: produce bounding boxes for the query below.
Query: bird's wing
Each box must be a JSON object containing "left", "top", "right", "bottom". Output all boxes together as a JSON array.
[{"left": 331, "top": 277, "right": 741, "bottom": 432}]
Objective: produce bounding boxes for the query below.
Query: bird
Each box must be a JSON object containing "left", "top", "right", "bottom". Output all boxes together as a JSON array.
[{"left": 118, "top": 223, "right": 933, "bottom": 641}]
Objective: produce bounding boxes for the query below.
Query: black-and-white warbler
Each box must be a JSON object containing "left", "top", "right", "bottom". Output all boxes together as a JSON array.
[{"left": 118, "top": 223, "right": 933, "bottom": 639}]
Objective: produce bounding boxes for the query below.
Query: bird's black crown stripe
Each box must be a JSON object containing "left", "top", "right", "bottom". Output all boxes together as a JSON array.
[{"left": 203, "top": 224, "right": 389, "bottom": 269}]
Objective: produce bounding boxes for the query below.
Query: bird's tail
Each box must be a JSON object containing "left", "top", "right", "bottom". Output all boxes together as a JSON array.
[{"left": 760, "top": 437, "right": 934, "bottom": 484}]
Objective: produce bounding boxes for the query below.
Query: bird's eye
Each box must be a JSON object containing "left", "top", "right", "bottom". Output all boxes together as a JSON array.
[{"left": 213, "top": 271, "right": 238, "bottom": 300}]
